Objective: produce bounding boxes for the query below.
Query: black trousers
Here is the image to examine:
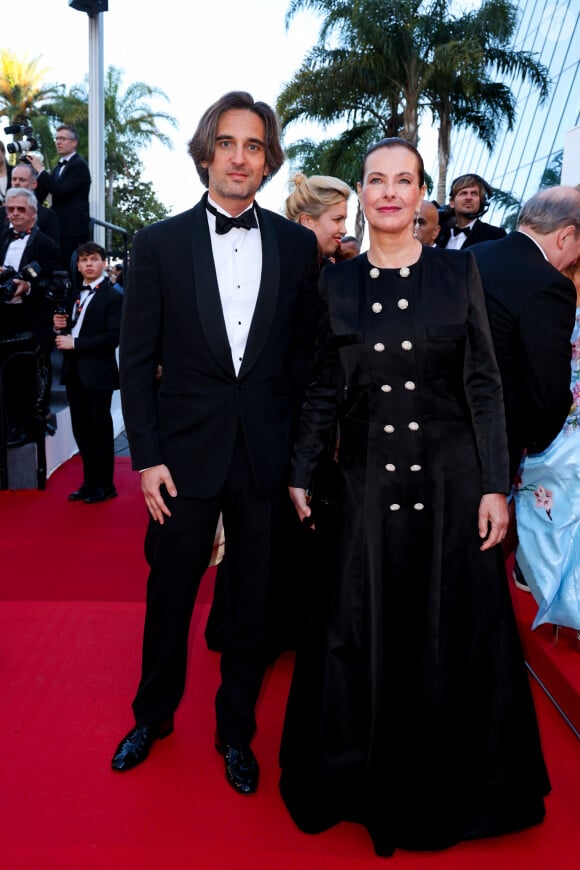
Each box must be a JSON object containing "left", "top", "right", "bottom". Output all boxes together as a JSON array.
[
  {"left": 132, "top": 430, "right": 279, "bottom": 747},
  {"left": 66, "top": 371, "right": 114, "bottom": 490}
]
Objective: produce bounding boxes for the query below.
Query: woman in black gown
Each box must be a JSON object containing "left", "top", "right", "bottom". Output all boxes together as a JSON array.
[{"left": 279, "top": 138, "right": 550, "bottom": 857}]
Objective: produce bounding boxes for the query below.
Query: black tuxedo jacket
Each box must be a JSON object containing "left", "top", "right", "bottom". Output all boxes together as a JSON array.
[
  {"left": 435, "top": 218, "right": 506, "bottom": 249},
  {"left": 36, "top": 153, "right": 91, "bottom": 239},
  {"left": 60, "top": 277, "right": 122, "bottom": 391},
  {"left": 120, "top": 195, "right": 320, "bottom": 498},
  {"left": 471, "top": 231, "right": 576, "bottom": 479},
  {"left": 0, "top": 223, "right": 62, "bottom": 338}
]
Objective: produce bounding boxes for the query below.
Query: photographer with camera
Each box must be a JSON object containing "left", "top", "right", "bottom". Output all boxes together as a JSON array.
[
  {"left": 29, "top": 125, "right": 91, "bottom": 271},
  {"left": 435, "top": 173, "right": 506, "bottom": 250},
  {"left": 53, "top": 241, "right": 121, "bottom": 504},
  {"left": 0, "top": 188, "right": 62, "bottom": 446}
]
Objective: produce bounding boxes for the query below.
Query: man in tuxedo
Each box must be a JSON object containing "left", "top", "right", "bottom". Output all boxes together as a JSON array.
[
  {"left": 0, "top": 188, "right": 62, "bottom": 446},
  {"left": 53, "top": 241, "right": 121, "bottom": 503},
  {"left": 111, "top": 92, "right": 319, "bottom": 795},
  {"left": 435, "top": 173, "right": 506, "bottom": 250},
  {"left": 30, "top": 125, "right": 91, "bottom": 270},
  {"left": 471, "top": 185, "right": 580, "bottom": 483},
  {"left": 8, "top": 160, "right": 61, "bottom": 249}
]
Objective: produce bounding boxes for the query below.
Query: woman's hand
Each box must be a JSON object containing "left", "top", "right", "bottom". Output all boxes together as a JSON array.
[
  {"left": 289, "top": 486, "right": 313, "bottom": 527},
  {"left": 478, "top": 492, "right": 509, "bottom": 551}
]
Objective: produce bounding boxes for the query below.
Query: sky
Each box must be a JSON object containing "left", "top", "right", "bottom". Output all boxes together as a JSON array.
[{"left": 3, "top": 0, "right": 339, "bottom": 219}]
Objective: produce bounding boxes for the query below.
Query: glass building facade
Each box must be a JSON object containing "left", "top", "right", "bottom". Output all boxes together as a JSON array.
[{"left": 432, "top": 0, "right": 579, "bottom": 225}]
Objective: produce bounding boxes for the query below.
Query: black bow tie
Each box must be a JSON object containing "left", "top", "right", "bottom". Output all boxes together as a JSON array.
[
  {"left": 452, "top": 225, "right": 471, "bottom": 237},
  {"left": 206, "top": 201, "right": 257, "bottom": 234},
  {"left": 10, "top": 229, "right": 29, "bottom": 240}
]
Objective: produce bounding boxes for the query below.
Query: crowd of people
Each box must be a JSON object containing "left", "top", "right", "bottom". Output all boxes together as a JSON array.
[{"left": 2, "top": 90, "right": 580, "bottom": 858}]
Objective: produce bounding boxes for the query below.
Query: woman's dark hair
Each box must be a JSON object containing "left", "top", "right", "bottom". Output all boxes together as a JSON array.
[
  {"left": 360, "top": 137, "right": 425, "bottom": 188},
  {"left": 188, "top": 91, "right": 285, "bottom": 190}
]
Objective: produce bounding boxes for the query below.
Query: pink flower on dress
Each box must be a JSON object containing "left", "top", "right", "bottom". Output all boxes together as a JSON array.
[
  {"left": 534, "top": 485, "right": 553, "bottom": 520},
  {"left": 573, "top": 381, "right": 580, "bottom": 406},
  {"left": 572, "top": 337, "right": 580, "bottom": 361}
]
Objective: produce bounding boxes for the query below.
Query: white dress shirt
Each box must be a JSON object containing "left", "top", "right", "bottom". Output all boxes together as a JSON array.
[
  {"left": 206, "top": 195, "right": 262, "bottom": 376},
  {"left": 445, "top": 218, "right": 477, "bottom": 251}
]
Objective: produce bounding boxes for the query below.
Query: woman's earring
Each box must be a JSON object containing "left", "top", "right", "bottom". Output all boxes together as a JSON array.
[{"left": 413, "top": 212, "right": 420, "bottom": 239}]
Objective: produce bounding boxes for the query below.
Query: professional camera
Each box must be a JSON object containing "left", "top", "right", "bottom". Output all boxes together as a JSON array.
[
  {"left": 39, "top": 271, "right": 71, "bottom": 315},
  {"left": 4, "top": 124, "right": 39, "bottom": 156},
  {"left": 0, "top": 261, "right": 41, "bottom": 303}
]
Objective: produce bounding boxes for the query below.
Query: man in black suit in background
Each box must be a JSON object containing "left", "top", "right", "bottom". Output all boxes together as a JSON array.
[
  {"left": 0, "top": 187, "right": 61, "bottom": 444},
  {"left": 472, "top": 185, "right": 580, "bottom": 483},
  {"left": 436, "top": 173, "right": 506, "bottom": 250},
  {"left": 8, "top": 160, "right": 61, "bottom": 249},
  {"left": 111, "top": 92, "right": 319, "bottom": 795},
  {"left": 30, "top": 125, "right": 91, "bottom": 270},
  {"left": 53, "top": 241, "right": 121, "bottom": 504}
]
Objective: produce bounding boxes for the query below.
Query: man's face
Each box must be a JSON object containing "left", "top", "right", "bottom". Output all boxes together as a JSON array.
[
  {"left": 202, "top": 109, "right": 270, "bottom": 213},
  {"left": 6, "top": 196, "right": 36, "bottom": 233},
  {"left": 77, "top": 253, "right": 105, "bottom": 283},
  {"left": 11, "top": 164, "right": 37, "bottom": 190},
  {"left": 54, "top": 130, "right": 77, "bottom": 158},
  {"left": 415, "top": 202, "right": 441, "bottom": 245},
  {"left": 450, "top": 185, "right": 481, "bottom": 219}
]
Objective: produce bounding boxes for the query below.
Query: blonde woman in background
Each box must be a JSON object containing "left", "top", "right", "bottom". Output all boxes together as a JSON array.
[{"left": 285, "top": 172, "right": 353, "bottom": 264}]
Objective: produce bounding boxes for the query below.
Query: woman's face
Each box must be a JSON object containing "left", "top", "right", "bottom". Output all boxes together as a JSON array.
[
  {"left": 301, "top": 200, "right": 348, "bottom": 257},
  {"left": 358, "top": 145, "right": 425, "bottom": 236}
]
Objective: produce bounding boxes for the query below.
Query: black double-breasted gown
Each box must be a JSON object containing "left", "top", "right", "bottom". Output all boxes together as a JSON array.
[{"left": 279, "top": 247, "right": 550, "bottom": 856}]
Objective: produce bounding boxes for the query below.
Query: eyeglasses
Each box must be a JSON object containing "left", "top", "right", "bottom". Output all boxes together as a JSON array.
[
  {"left": 6, "top": 205, "right": 29, "bottom": 213},
  {"left": 55, "top": 136, "right": 74, "bottom": 142}
]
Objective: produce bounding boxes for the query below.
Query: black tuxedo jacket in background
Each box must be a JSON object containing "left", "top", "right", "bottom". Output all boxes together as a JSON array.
[
  {"left": 471, "top": 231, "right": 576, "bottom": 480},
  {"left": 36, "top": 152, "right": 91, "bottom": 240},
  {"left": 60, "top": 277, "right": 122, "bottom": 391},
  {"left": 435, "top": 217, "right": 506, "bottom": 249},
  {"left": 0, "top": 223, "right": 62, "bottom": 340},
  {"left": 120, "top": 195, "right": 320, "bottom": 499}
]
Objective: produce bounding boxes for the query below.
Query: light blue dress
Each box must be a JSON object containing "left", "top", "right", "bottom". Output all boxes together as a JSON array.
[{"left": 514, "top": 308, "right": 580, "bottom": 631}]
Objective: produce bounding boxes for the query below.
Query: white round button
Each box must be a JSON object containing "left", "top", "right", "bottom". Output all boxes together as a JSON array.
[
  {"left": 410, "top": 464, "right": 422, "bottom": 472},
  {"left": 381, "top": 384, "right": 392, "bottom": 393},
  {"left": 404, "top": 381, "right": 416, "bottom": 390},
  {"left": 398, "top": 299, "right": 409, "bottom": 310},
  {"left": 369, "top": 267, "right": 380, "bottom": 279},
  {"left": 401, "top": 340, "right": 412, "bottom": 350},
  {"left": 408, "top": 421, "right": 419, "bottom": 431},
  {"left": 374, "top": 342, "right": 385, "bottom": 352},
  {"left": 389, "top": 503, "right": 401, "bottom": 511},
  {"left": 413, "top": 503, "right": 425, "bottom": 511},
  {"left": 372, "top": 302, "right": 383, "bottom": 313},
  {"left": 384, "top": 424, "right": 394, "bottom": 433},
  {"left": 385, "top": 463, "right": 396, "bottom": 471}
]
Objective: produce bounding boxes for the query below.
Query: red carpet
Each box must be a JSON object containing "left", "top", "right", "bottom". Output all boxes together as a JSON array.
[{"left": 1, "top": 456, "right": 579, "bottom": 868}]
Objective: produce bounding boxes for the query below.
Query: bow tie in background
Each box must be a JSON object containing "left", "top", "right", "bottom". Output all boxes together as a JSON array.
[
  {"left": 452, "top": 225, "right": 471, "bottom": 237},
  {"left": 10, "top": 229, "right": 30, "bottom": 240},
  {"left": 206, "top": 202, "right": 257, "bottom": 235}
]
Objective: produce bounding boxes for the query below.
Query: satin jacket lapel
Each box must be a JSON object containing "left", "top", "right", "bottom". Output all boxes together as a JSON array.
[
  {"left": 238, "top": 203, "right": 279, "bottom": 379},
  {"left": 191, "top": 197, "right": 236, "bottom": 378}
]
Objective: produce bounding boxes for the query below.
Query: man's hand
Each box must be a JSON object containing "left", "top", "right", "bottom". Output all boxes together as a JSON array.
[
  {"left": 55, "top": 334, "right": 74, "bottom": 350},
  {"left": 11, "top": 278, "right": 31, "bottom": 299},
  {"left": 53, "top": 313, "right": 68, "bottom": 331},
  {"left": 141, "top": 464, "right": 177, "bottom": 524},
  {"left": 29, "top": 155, "right": 44, "bottom": 174},
  {"left": 478, "top": 492, "right": 508, "bottom": 551}
]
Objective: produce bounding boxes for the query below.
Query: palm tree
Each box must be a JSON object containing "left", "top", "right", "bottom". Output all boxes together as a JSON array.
[
  {"left": 279, "top": 0, "right": 549, "bottom": 209},
  {"left": 0, "top": 49, "right": 63, "bottom": 157}
]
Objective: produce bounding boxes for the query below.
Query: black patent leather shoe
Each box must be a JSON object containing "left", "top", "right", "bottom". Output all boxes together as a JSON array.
[
  {"left": 215, "top": 738, "right": 259, "bottom": 794},
  {"left": 111, "top": 717, "right": 174, "bottom": 772},
  {"left": 84, "top": 485, "right": 118, "bottom": 504},
  {"left": 68, "top": 484, "right": 92, "bottom": 502}
]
